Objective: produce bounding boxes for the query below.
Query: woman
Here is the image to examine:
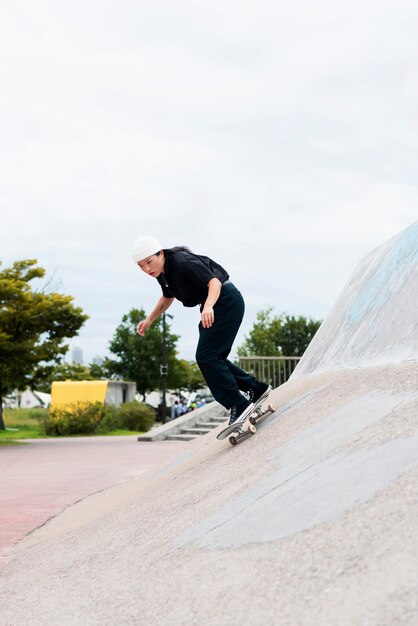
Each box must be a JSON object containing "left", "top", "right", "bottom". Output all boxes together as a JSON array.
[{"left": 132, "top": 236, "right": 270, "bottom": 426}]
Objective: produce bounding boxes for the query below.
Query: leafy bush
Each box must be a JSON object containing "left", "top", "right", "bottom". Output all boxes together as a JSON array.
[
  {"left": 40, "top": 401, "right": 155, "bottom": 436},
  {"left": 97, "top": 404, "right": 122, "bottom": 432},
  {"left": 41, "top": 402, "right": 105, "bottom": 436},
  {"left": 118, "top": 402, "right": 155, "bottom": 432}
]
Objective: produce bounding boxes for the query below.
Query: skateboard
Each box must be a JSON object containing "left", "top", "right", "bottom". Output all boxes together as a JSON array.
[{"left": 217, "top": 393, "right": 275, "bottom": 446}]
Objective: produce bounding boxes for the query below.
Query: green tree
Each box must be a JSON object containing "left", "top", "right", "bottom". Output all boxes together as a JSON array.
[
  {"left": 88, "top": 361, "right": 108, "bottom": 380},
  {"left": 36, "top": 363, "right": 95, "bottom": 393},
  {"left": 106, "top": 308, "right": 179, "bottom": 401},
  {"left": 36, "top": 360, "right": 113, "bottom": 393},
  {"left": 170, "top": 359, "right": 206, "bottom": 394},
  {"left": 279, "top": 314, "right": 322, "bottom": 356},
  {"left": 52, "top": 363, "right": 94, "bottom": 381},
  {"left": 0, "top": 259, "right": 88, "bottom": 429},
  {"left": 237, "top": 307, "right": 321, "bottom": 357},
  {"left": 237, "top": 308, "right": 282, "bottom": 357}
]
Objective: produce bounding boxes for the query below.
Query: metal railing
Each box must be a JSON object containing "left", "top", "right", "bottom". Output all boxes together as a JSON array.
[{"left": 238, "top": 356, "right": 301, "bottom": 388}]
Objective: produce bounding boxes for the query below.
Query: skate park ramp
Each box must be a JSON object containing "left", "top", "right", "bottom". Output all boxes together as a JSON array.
[{"left": 1, "top": 223, "right": 417, "bottom": 626}]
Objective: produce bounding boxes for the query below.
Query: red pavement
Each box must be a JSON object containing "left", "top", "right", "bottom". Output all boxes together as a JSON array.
[{"left": 0, "top": 436, "right": 187, "bottom": 569}]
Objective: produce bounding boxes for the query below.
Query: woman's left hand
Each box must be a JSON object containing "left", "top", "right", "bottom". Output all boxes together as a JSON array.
[{"left": 201, "top": 305, "right": 214, "bottom": 328}]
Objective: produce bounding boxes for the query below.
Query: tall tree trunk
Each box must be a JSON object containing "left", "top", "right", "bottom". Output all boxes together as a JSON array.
[{"left": 0, "top": 380, "right": 5, "bottom": 430}]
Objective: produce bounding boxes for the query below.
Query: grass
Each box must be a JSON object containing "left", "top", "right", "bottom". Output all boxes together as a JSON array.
[
  {"left": 97, "top": 429, "right": 142, "bottom": 437},
  {"left": 0, "top": 408, "right": 44, "bottom": 442},
  {"left": 0, "top": 439, "right": 30, "bottom": 446},
  {"left": 0, "top": 407, "right": 144, "bottom": 445}
]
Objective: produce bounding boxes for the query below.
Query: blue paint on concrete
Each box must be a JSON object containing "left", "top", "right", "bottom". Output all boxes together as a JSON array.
[{"left": 347, "top": 222, "right": 418, "bottom": 323}]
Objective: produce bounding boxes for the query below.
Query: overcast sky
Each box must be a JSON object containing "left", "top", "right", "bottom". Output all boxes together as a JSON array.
[{"left": 1, "top": 0, "right": 417, "bottom": 364}]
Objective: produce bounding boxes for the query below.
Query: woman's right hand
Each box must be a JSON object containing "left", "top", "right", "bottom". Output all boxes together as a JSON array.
[{"left": 137, "top": 318, "right": 152, "bottom": 336}]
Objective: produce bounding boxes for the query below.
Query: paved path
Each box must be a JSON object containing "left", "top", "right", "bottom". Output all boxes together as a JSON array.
[{"left": 0, "top": 436, "right": 186, "bottom": 568}]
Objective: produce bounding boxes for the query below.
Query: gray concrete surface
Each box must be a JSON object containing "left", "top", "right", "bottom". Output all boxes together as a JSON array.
[
  {"left": 0, "top": 437, "right": 188, "bottom": 570},
  {"left": 0, "top": 224, "right": 417, "bottom": 626}
]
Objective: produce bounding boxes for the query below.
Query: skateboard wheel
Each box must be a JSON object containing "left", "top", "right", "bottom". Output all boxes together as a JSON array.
[
  {"left": 248, "top": 424, "right": 256, "bottom": 434},
  {"left": 229, "top": 436, "right": 237, "bottom": 446},
  {"left": 249, "top": 416, "right": 256, "bottom": 425}
]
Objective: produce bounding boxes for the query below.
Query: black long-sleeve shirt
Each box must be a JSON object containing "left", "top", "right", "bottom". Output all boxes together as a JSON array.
[{"left": 157, "top": 249, "right": 229, "bottom": 307}]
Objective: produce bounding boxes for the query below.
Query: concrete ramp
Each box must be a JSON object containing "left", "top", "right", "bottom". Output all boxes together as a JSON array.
[
  {"left": 1, "top": 225, "right": 417, "bottom": 626},
  {"left": 294, "top": 221, "right": 418, "bottom": 376}
]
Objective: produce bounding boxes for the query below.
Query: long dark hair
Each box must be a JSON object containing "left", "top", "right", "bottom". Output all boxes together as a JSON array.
[{"left": 165, "top": 246, "right": 192, "bottom": 254}]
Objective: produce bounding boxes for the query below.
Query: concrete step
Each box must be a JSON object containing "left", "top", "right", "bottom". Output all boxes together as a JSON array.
[
  {"left": 166, "top": 434, "right": 196, "bottom": 442},
  {"left": 138, "top": 401, "right": 229, "bottom": 441},
  {"left": 181, "top": 427, "right": 212, "bottom": 436},
  {"left": 198, "top": 421, "right": 223, "bottom": 429}
]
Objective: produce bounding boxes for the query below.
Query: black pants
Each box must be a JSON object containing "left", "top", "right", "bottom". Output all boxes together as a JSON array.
[{"left": 195, "top": 282, "right": 258, "bottom": 410}]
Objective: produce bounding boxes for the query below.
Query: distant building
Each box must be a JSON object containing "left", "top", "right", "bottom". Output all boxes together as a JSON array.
[
  {"left": 92, "top": 355, "right": 104, "bottom": 366},
  {"left": 71, "top": 346, "right": 83, "bottom": 365}
]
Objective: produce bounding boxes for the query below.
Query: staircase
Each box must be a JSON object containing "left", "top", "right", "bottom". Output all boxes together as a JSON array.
[
  {"left": 165, "top": 415, "right": 226, "bottom": 441},
  {"left": 138, "top": 402, "right": 228, "bottom": 442}
]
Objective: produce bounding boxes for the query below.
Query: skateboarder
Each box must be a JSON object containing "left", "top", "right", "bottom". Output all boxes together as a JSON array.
[{"left": 132, "top": 236, "right": 270, "bottom": 426}]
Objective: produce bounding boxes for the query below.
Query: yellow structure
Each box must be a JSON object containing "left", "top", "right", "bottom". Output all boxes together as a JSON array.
[{"left": 51, "top": 380, "right": 136, "bottom": 408}]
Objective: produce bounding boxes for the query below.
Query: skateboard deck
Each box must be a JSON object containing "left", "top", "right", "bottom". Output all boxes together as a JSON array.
[{"left": 217, "top": 390, "right": 275, "bottom": 446}]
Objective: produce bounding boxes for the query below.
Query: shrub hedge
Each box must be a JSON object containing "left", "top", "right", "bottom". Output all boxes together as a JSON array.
[{"left": 40, "top": 401, "right": 155, "bottom": 436}]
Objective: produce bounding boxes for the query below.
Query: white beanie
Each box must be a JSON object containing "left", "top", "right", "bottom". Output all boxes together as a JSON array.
[{"left": 132, "top": 236, "right": 162, "bottom": 263}]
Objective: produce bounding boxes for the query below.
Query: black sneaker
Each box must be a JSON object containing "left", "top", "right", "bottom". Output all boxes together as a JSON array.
[
  {"left": 228, "top": 398, "right": 253, "bottom": 426},
  {"left": 248, "top": 383, "right": 271, "bottom": 405}
]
